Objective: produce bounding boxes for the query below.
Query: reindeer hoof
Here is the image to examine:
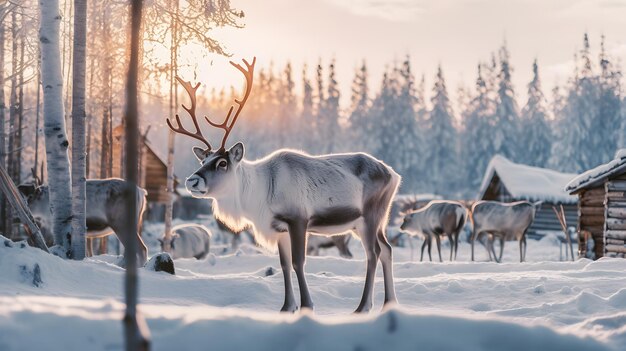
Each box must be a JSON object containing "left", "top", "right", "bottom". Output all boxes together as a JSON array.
[
  {"left": 280, "top": 303, "right": 298, "bottom": 313},
  {"left": 354, "top": 303, "right": 372, "bottom": 314},
  {"left": 383, "top": 298, "right": 398, "bottom": 309}
]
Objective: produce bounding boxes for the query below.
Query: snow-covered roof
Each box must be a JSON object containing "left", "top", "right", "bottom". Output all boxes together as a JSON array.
[
  {"left": 478, "top": 155, "right": 577, "bottom": 204},
  {"left": 565, "top": 149, "right": 626, "bottom": 194}
]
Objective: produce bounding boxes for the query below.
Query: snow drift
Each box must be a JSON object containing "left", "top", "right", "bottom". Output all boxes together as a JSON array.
[{"left": 1, "top": 231, "right": 625, "bottom": 350}]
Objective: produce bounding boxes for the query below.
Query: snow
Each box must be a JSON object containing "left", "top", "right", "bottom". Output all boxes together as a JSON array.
[
  {"left": 1, "top": 221, "right": 626, "bottom": 350},
  {"left": 478, "top": 154, "right": 578, "bottom": 203},
  {"left": 566, "top": 149, "right": 626, "bottom": 193}
]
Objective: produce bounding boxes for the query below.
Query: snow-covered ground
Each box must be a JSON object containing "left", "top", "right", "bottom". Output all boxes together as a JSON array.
[{"left": 1, "top": 220, "right": 625, "bottom": 350}]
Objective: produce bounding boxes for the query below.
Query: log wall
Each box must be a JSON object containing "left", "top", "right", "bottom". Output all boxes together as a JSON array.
[
  {"left": 604, "top": 175, "right": 626, "bottom": 257},
  {"left": 578, "top": 186, "right": 606, "bottom": 258}
]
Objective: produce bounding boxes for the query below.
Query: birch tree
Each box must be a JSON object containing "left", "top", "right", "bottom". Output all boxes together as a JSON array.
[
  {"left": 70, "top": 0, "right": 87, "bottom": 259},
  {"left": 39, "top": 0, "right": 72, "bottom": 255},
  {"left": 0, "top": 4, "right": 7, "bottom": 236}
]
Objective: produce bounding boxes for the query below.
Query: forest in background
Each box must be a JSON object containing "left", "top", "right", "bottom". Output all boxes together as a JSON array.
[
  {"left": 172, "top": 33, "right": 626, "bottom": 197},
  {"left": 2, "top": 0, "right": 625, "bottom": 204}
]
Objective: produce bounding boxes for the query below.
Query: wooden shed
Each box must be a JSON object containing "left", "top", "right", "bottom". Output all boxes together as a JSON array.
[
  {"left": 565, "top": 149, "right": 626, "bottom": 259},
  {"left": 478, "top": 155, "right": 578, "bottom": 239},
  {"left": 112, "top": 125, "right": 178, "bottom": 204}
]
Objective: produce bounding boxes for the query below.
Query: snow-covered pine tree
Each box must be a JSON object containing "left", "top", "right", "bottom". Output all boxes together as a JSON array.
[
  {"left": 485, "top": 53, "right": 498, "bottom": 102},
  {"left": 348, "top": 61, "right": 372, "bottom": 153},
  {"left": 371, "top": 59, "right": 421, "bottom": 193},
  {"left": 520, "top": 59, "right": 552, "bottom": 167},
  {"left": 462, "top": 64, "right": 497, "bottom": 192},
  {"left": 300, "top": 64, "right": 316, "bottom": 152},
  {"left": 597, "top": 35, "right": 623, "bottom": 160},
  {"left": 321, "top": 59, "right": 341, "bottom": 154},
  {"left": 493, "top": 43, "right": 520, "bottom": 161},
  {"left": 40, "top": 0, "right": 72, "bottom": 254},
  {"left": 549, "top": 84, "right": 569, "bottom": 170},
  {"left": 366, "top": 70, "right": 390, "bottom": 162},
  {"left": 426, "top": 65, "right": 457, "bottom": 196},
  {"left": 312, "top": 61, "right": 325, "bottom": 154},
  {"left": 276, "top": 62, "right": 297, "bottom": 148},
  {"left": 555, "top": 34, "right": 601, "bottom": 172},
  {"left": 416, "top": 74, "right": 428, "bottom": 123},
  {"left": 414, "top": 74, "right": 429, "bottom": 189},
  {"left": 395, "top": 57, "right": 423, "bottom": 192}
]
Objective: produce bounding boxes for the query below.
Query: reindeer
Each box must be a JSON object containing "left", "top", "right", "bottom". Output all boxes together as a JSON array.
[
  {"left": 167, "top": 58, "right": 400, "bottom": 313},
  {"left": 159, "top": 224, "right": 211, "bottom": 260},
  {"left": 18, "top": 179, "right": 148, "bottom": 265},
  {"left": 399, "top": 200, "right": 467, "bottom": 262},
  {"left": 307, "top": 234, "right": 353, "bottom": 259},
  {"left": 470, "top": 201, "right": 539, "bottom": 263}
]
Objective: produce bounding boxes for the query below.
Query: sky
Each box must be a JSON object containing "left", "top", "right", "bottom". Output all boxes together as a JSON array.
[{"left": 181, "top": 0, "right": 626, "bottom": 110}]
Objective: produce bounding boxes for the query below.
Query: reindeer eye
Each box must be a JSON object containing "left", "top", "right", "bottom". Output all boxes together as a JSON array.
[{"left": 217, "top": 159, "right": 228, "bottom": 170}]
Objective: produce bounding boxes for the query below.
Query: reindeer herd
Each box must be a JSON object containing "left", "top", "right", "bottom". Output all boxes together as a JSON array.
[
  {"left": 13, "top": 57, "right": 547, "bottom": 313},
  {"left": 400, "top": 200, "right": 540, "bottom": 264}
]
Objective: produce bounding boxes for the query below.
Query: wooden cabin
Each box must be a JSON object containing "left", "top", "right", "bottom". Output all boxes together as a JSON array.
[
  {"left": 112, "top": 125, "right": 178, "bottom": 204},
  {"left": 478, "top": 155, "right": 578, "bottom": 239},
  {"left": 565, "top": 149, "right": 626, "bottom": 259}
]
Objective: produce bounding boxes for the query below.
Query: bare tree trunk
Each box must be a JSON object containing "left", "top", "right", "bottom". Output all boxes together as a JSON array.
[
  {"left": 163, "top": 0, "right": 179, "bottom": 253},
  {"left": 6, "top": 9, "right": 17, "bottom": 238},
  {"left": 17, "top": 11, "right": 24, "bottom": 183},
  {"left": 124, "top": 1, "right": 150, "bottom": 349},
  {"left": 70, "top": 0, "right": 87, "bottom": 260},
  {"left": 99, "top": 8, "right": 113, "bottom": 180},
  {"left": 34, "top": 44, "right": 42, "bottom": 180},
  {"left": 40, "top": 0, "right": 73, "bottom": 255},
  {"left": 63, "top": 0, "right": 73, "bottom": 130},
  {"left": 85, "top": 0, "right": 98, "bottom": 179},
  {"left": 0, "top": 18, "right": 6, "bottom": 236}
]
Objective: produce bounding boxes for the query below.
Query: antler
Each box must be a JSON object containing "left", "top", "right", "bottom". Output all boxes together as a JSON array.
[
  {"left": 166, "top": 77, "right": 213, "bottom": 151},
  {"left": 206, "top": 57, "right": 256, "bottom": 151}
]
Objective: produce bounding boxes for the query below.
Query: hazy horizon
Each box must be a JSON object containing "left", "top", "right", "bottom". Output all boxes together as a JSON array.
[{"left": 179, "top": 0, "right": 626, "bottom": 109}]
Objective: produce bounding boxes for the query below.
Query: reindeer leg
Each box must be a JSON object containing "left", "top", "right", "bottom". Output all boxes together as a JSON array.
[
  {"left": 470, "top": 231, "right": 476, "bottom": 262},
  {"left": 448, "top": 233, "right": 455, "bottom": 261},
  {"left": 377, "top": 229, "right": 397, "bottom": 307},
  {"left": 489, "top": 237, "right": 498, "bottom": 263},
  {"left": 86, "top": 238, "right": 93, "bottom": 257},
  {"left": 355, "top": 223, "right": 379, "bottom": 313},
  {"left": 136, "top": 233, "right": 148, "bottom": 266},
  {"left": 453, "top": 231, "right": 460, "bottom": 261},
  {"left": 498, "top": 236, "right": 504, "bottom": 263},
  {"left": 427, "top": 235, "right": 433, "bottom": 262},
  {"left": 420, "top": 239, "right": 427, "bottom": 262},
  {"left": 435, "top": 235, "right": 443, "bottom": 263},
  {"left": 288, "top": 221, "right": 314, "bottom": 310},
  {"left": 486, "top": 235, "right": 494, "bottom": 262},
  {"left": 277, "top": 235, "right": 297, "bottom": 313},
  {"left": 521, "top": 234, "right": 527, "bottom": 262}
]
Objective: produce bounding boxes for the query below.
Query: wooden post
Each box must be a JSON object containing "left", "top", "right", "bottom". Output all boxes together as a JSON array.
[
  {"left": 123, "top": 0, "right": 150, "bottom": 349},
  {"left": 552, "top": 204, "right": 574, "bottom": 261},
  {"left": 0, "top": 164, "right": 48, "bottom": 252}
]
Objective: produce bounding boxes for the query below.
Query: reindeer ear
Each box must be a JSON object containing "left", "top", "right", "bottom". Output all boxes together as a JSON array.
[
  {"left": 229, "top": 142, "right": 244, "bottom": 162},
  {"left": 192, "top": 146, "right": 208, "bottom": 161}
]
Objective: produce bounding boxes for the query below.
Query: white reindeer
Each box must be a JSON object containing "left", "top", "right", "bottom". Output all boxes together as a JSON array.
[
  {"left": 19, "top": 179, "right": 148, "bottom": 265},
  {"left": 400, "top": 200, "right": 467, "bottom": 262},
  {"left": 167, "top": 58, "right": 400, "bottom": 312},
  {"left": 159, "top": 224, "right": 211, "bottom": 260},
  {"left": 470, "top": 201, "right": 539, "bottom": 263}
]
